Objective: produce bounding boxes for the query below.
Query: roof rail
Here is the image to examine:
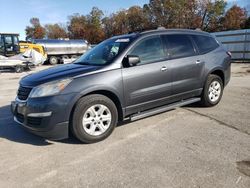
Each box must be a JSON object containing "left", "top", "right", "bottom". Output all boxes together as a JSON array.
[
  {"left": 128, "top": 26, "right": 166, "bottom": 34},
  {"left": 157, "top": 26, "right": 166, "bottom": 30}
]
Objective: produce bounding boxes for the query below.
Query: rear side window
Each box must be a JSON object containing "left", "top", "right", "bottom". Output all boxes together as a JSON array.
[
  {"left": 164, "top": 34, "right": 196, "bottom": 59},
  {"left": 192, "top": 35, "right": 219, "bottom": 54},
  {"left": 128, "top": 36, "right": 165, "bottom": 65}
]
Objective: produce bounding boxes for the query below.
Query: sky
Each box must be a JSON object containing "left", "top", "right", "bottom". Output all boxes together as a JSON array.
[{"left": 0, "top": 0, "right": 249, "bottom": 40}]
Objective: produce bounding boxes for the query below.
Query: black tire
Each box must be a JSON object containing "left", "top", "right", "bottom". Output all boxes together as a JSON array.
[
  {"left": 15, "top": 65, "right": 23, "bottom": 73},
  {"left": 201, "top": 74, "right": 224, "bottom": 107},
  {"left": 49, "top": 56, "right": 59, "bottom": 65},
  {"left": 71, "top": 94, "right": 118, "bottom": 143},
  {"left": 26, "top": 63, "right": 35, "bottom": 71}
]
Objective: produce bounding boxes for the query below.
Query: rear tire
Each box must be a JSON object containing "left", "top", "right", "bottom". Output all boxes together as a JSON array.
[
  {"left": 201, "top": 74, "right": 223, "bottom": 107},
  {"left": 49, "top": 56, "right": 59, "bottom": 65},
  {"left": 71, "top": 94, "right": 118, "bottom": 143}
]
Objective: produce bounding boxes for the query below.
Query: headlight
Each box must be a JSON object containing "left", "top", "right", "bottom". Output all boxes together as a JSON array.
[{"left": 29, "top": 78, "right": 72, "bottom": 98}]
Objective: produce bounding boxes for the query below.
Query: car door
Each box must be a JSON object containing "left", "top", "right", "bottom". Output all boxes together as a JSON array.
[
  {"left": 163, "top": 34, "right": 205, "bottom": 99},
  {"left": 122, "top": 35, "right": 172, "bottom": 115}
]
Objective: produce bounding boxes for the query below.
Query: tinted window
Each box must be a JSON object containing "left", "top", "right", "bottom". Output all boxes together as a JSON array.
[
  {"left": 192, "top": 35, "right": 219, "bottom": 54},
  {"left": 13, "top": 36, "right": 19, "bottom": 45},
  {"left": 164, "top": 34, "right": 196, "bottom": 59},
  {"left": 128, "top": 36, "right": 165, "bottom": 65},
  {"left": 0, "top": 35, "right": 4, "bottom": 53},
  {"left": 4, "top": 36, "right": 13, "bottom": 52}
]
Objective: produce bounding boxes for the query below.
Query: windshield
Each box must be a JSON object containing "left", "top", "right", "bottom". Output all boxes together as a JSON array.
[{"left": 74, "top": 37, "right": 133, "bottom": 66}]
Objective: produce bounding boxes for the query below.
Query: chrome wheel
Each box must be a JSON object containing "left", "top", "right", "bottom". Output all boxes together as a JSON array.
[
  {"left": 208, "top": 80, "right": 221, "bottom": 102},
  {"left": 82, "top": 104, "right": 112, "bottom": 136}
]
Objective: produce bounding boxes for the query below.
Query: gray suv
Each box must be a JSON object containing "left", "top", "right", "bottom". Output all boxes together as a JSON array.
[{"left": 11, "top": 29, "right": 231, "bottom": 143}]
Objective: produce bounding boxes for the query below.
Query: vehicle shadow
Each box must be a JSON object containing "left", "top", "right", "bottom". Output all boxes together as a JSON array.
[
  {"left": 184, "top": 101, "right": 205, "bottom": 108},
  {"left": 0, "top": 103, "right": 195, "bottom": 146},
  {"left": 0, "top": 104, "right": 83, "bottom": 145},
  {"left": 0, "top": 104, "right": 53, "bottom": 146}
]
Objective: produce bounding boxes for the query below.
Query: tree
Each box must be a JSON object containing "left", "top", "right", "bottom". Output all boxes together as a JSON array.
[
  {"left": 142, "top": 0, "right": 204, "bottom": 29},
  {"left": 67, "top": 7, "right": 105, "bottom": 44},
  {"left": 85, "top": 7, "right": 105, "bottom": 44},
  {"left": 126, "top": 6, "right": 149, "bottom": 32},
  {"left": 25, "top": 1, "right": 248, "bottom": 43},
  {"left": 112, "top": 10, "right": 130, "bottom": 35},
  {"left": 45, "top": 24, "right": 68, "bottom": 39},
  {"left": 143, "top": 0, "right": 175, "bottom": 28},
  {"left": 223, "top": 5, "right": 247, "bottom": 30},
  {"left": 199, "top": 0, "right": 227, "bottom": 32},
  {"left": 25, "top": 18, "right": 45, "bottom": 39},
  {"left": 67, "top": 14, "right": 87, "bottom": 39},
  {"left": 102, "top": 16, "right": 115, "bottom": 38}
]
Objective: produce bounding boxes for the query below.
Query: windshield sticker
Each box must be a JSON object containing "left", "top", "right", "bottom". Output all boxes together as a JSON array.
[{"left": 115, "top": 38, "right": 130, "bottom": 43}]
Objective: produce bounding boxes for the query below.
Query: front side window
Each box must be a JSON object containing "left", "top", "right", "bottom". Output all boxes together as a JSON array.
[
  {"left": 192, "top": 35, "right": 219, "bottom": 54},
  {"left": 128, "top": 36, "right": 165, "bottom": 65},
  {"left": 164, "top": 34, "right": 196, "bottom": 59},
  {"left": 75, "top": 37, "right": 134, "bottom": 66}
]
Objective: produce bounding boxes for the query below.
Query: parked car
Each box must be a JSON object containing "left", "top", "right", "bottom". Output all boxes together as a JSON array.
[{"left": 11, "top": 28, "right": 231, "bottom": 143}]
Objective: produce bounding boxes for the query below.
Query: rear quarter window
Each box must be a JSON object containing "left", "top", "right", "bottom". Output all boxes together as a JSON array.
[{"left": 192, "top": 35, "right": 219, "bottom": 54}]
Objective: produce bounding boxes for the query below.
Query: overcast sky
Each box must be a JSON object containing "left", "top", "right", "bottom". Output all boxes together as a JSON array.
[{"left": 0, "top": 0, "right": 249, "bottom": 40}]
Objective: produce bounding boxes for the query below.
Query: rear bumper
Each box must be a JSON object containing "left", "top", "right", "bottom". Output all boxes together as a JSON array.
[{"left": 11, "top": 93, "right": 76, "bottom": 140}]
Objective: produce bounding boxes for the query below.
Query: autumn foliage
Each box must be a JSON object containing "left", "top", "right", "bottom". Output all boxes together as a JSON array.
[
  {"left": 25, "top": 0, "right": 250, "bottom": 44},
  {"left": 223, "top": 5, "right": 247, "bottom": 30}
]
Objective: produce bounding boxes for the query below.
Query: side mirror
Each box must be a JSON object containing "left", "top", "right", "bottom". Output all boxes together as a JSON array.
[{"left": 127, "top": 55, "right": 140, "bottom": 66}]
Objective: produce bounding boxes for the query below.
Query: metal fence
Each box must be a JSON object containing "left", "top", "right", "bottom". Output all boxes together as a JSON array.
[{"left": 212, "top": 29, "right": 250, "bottom": 62}]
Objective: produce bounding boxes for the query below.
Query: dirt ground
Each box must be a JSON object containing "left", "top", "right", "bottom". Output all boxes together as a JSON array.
[{"left": 0, "top": 63, "right": 250, "bottom": 188}]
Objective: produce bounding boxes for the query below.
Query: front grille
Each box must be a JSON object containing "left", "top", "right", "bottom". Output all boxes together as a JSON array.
[
  {"left": 27, "top": 117, "right": 42, "bottom": 127},
  {"left": 17, "top": 86, "right": 32, "bottom": 101},
  {"left": 16, "top": 113, "right": 24, "bottom": 123}
]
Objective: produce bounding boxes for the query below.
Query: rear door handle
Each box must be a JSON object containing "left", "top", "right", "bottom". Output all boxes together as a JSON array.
[{"left": 161, "top": 66, "right": 168, "bottom": 71}]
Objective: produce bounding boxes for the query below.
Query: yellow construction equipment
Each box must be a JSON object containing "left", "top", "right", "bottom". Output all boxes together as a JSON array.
[{"left": 19, "top": 41, "right": 47, "bottom": 58}]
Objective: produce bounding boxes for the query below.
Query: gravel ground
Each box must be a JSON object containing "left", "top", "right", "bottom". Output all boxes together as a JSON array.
[{"left": 0, "top": 63, "right": 249, "bottom": 188}]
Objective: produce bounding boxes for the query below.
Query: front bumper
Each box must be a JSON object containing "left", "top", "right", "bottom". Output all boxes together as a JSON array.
[{"left": 11, "top": 93, "right": 76, "bottom": 140}]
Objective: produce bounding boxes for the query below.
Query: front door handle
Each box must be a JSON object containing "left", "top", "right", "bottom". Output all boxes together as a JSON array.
[
  {"left": 196, "top": 60, "right": 201, "bottom": 64},
  {"left": 161, "top": 66, "right": 168, "bottom": 71}
]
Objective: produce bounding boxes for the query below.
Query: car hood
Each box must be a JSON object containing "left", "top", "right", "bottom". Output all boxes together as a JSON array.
[{"left": 20, "top": 63, "right": 100, "bottom": 87}]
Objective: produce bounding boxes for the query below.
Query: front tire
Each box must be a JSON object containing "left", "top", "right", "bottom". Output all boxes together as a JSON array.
[
  {"left": 71, "top": 94, "right": 118, "bottom": 143},
  {"left": 201, "top": 74, "right": 223, "bottom": 107}
]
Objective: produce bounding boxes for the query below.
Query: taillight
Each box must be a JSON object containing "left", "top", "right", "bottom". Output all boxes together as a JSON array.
[{"left": 227, "top": 51, "right": 232, "bottom": 58}]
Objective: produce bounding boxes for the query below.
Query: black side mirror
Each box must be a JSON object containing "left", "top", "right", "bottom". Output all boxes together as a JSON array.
[{"left": 127, "top": 55, "right": 140, "bottom": 66}]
